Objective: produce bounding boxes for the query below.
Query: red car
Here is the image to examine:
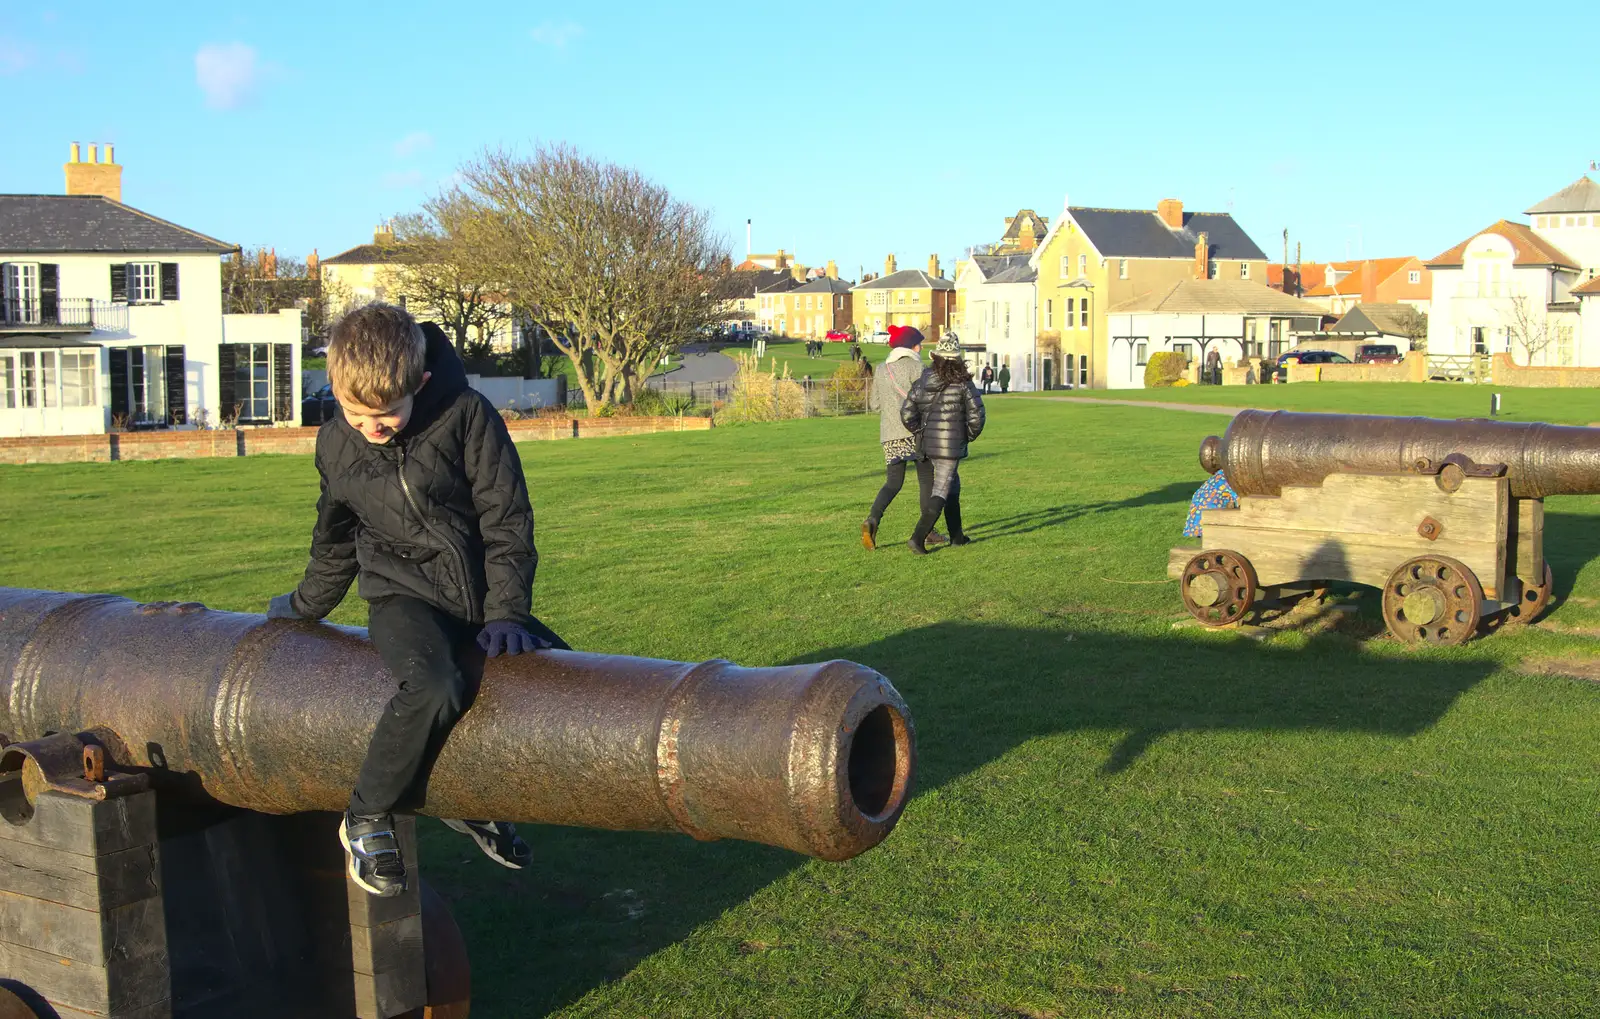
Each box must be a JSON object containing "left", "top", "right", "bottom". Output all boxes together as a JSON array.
[
  {"left": 825, "top": 330, "right": 850, "bottom": 341},
  {"left": 1354, "top": 343, "right": 1402, "bottom": 364}
]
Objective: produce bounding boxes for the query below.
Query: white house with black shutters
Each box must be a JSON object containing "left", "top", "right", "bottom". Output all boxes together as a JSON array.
[{"left": 0, "top": 194, "right": 302, "bottom": 437}]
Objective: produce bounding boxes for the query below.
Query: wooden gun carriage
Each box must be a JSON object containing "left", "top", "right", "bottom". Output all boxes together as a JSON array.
[{"left": 1167, "top": 410, "right": 1599, "bottom": 645}]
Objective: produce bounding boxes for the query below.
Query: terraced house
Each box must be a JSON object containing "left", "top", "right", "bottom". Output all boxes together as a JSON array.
[
  {"left": 1, "top": 144, "right": 302, "bottom": 438},
  {"left": 1030, "top": 197, "right": 1269, "bottom": 388}
]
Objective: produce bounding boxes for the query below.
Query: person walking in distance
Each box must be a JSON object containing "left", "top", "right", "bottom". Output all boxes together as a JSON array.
[
  {"left": 862, "top": 325, "right": 944, "bottom": 550},
  {"left": 998, "top": 362, "right": 1011, "bottom": 393},
  {"left": 267, "top": 304, "right": 567, "bottom": 897},
  {"left": 980, "top": 363, "right": 995, "bottom": 394},
  {"left": 901, "top": 334, "right": 986, "bottom": 553}
]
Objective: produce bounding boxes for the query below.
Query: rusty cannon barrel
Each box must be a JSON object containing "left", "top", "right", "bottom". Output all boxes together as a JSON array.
[
  {"left": 0, "top": 587, "right": 915, "bottom": 862},
  {"left": 1199, "top": 409, "right": 1600, "bottom": 500}
]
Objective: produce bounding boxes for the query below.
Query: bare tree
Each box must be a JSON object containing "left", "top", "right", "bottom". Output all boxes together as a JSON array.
[
  {"left": 1392, "top": 306, "right": 1428, "bottom": 353},
  {"left": 1503, "top": 294, "right": 1553, "bottom": 365},
  {"left": 377, "top": 199, "right": 511, "bottom": 355},
  {"left": 222, "top": 248, "right": 344, "bottom": 350},
  {"left": 450, "top": 144, "right": 729, "bottom": 411}
]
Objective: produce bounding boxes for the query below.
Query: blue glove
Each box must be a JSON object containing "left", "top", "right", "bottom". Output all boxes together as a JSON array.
[
  {"left": 477, "top": 620, "right": 550, "bottom": 657},
  {"left": 267, "top": 593, "right": 302, "bottom": 619}
]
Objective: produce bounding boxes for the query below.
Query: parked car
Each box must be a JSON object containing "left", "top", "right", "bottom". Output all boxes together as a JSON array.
[
  {"left": 1354, "top": 343, "right": 1402, "bottom": 364},
  {"left": 865, "top": 331, "right": 891, "bottom": 344},
  {"left": 825, "top": 330, "right": 851, "bottom": 341},
  {"left": 1277, "top": 349, "right": 1352, "bottom": 366},
  {"left": 302, "top": 383, "right": 340, "bottom": 426}
]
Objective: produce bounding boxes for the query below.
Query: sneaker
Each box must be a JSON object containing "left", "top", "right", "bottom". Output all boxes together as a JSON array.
[
  {"left": 442, "top": 819, "right": 531, "bottom": 870},
  {"left": 861, "top": 518, "right": 878, "bottom": 550},
  {"left": 340, "top": 811, "right": 408, "bottom": 898}
]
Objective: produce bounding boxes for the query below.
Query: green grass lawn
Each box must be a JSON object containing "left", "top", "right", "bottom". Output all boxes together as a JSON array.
[
  {"left": 4, "top": 400, "right": 1600, "bottom": 1017},
  {"left": 1036, "top": 382, "right": 1600, "bottom": 425},
  {"left": 723, "top": 339, "right": 891, "bottom": 380}
]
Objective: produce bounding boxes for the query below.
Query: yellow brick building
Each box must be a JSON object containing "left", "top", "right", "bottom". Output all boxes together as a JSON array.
[
  {"left": 850, "top": 255, "right": 956, "bottom": 340},
  {"left": 1032, "top": 198, "right": 1269, "bottom": 388}
]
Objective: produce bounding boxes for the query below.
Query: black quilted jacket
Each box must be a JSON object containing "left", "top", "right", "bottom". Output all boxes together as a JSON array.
[
  {"left": 901, "top": 367, "right": 986, "bottom": 460},
  {"left": 288, "top": 327, "right": 536, "bottom": 625}
]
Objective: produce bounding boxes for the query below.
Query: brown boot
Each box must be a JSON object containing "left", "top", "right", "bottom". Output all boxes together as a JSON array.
[{"left": 861, "top": 518, "right": 878, "bottom": 551}]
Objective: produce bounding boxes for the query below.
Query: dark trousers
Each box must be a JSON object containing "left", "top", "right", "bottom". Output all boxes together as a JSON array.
[
  {"left": 349, "top": 595, "right": 569, "bottom": 817},
  {"left": 869, "top": 457, "right": 933, "bottom": 523}
]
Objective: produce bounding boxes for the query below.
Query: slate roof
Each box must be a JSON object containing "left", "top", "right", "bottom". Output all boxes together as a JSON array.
[
  {"left": 1329, "top": 303, "right": 1425, "bottom": 335},
  {"left": 1525, "top": 176, "right": 1600, "bottom": 215},
  {"left": 0, "top": 195, "right": 234, "bottom": 254},
  {"left": 1573, "top": 276, "right": 1600, "bottom": 296},
  {"left": 1069, "top": 207, "right": 1268, "bottom": 261},
  {"left": 986, "top": 262, "right": 1037, "bottom": 285},
  {"left": 791, "top": 277, "right": 854, "bottom": 293},
  {"left": 1000, "top": 209, "right": 1048, "bottom": 241},
  {"left": 971, "top": 253, "right": 1032, "bottom": 281},
  {"left": 852, "top": 269, "right": 954, "bottom": 291},
  {"left": 1426, "top": 220, "right": 1579, "bottom": 269},
  {"left": 1108, "top": 279, "right": 1330, "bottom": 316},
  {"left": 322, "top": 242, "right": 409, "bottom": 265}
]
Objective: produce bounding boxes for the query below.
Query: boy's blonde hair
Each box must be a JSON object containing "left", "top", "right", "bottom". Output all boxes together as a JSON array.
[{"left": 327, "top": 302, "right": 427, "bottom": 408}]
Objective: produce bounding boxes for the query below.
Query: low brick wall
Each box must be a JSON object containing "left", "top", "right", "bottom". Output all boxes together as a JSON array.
[
  {"left": 1285, "top": 352, "right": 1426, "bottom": 384},
  {"left": 1490, "top": 353, "right": 1600, "bottom": 388},
  {"left": 0, "top": 416, "right": 712, "bottom": 465}
]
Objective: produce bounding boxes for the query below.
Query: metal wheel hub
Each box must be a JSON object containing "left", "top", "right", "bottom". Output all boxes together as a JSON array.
[
  {"left": 1383, "top": 555, "right": 1483, "bottom": 646},
  {"left": 1181, "top": 550, "right": 1257, "bottom": 626}
]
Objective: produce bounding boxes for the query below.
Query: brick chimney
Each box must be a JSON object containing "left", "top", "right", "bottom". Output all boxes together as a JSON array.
[
  {"left": 1019, "top": 218, "right": 1037, "bottom": 251},
  {"left": 1194, "top": 232, "right": 1210, "bottom": 279},
  {"left": 1157, "top": 198, "right": 1184, "bottom": 230},
  {"left": 1359, "top": 260, "right": 1377, "bottom": 303},
  {"left": 374, "top": 221, "right": 396, "bottom": 245},
  {"left": 884, "top": 254, "right": 897, "bottom": 276},
  {"left": 928, "top": 254, "right": 941, "bottom": 277},
  {"left": 64, "top": 141, "right": 123, "bottom": 203},
  {"left": 307, "top": 249, "right": 320, "bottom": 275},
  {"left": 790, "top": 262, "right": 806, "bottom": 282},
  {"left": 826, "top": 260, "right": 838, "bottom": 279}
]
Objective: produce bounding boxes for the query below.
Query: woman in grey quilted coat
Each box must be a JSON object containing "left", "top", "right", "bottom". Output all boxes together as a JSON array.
[{"left": 861, "top": 325, "right": 942, "bottom": 550}]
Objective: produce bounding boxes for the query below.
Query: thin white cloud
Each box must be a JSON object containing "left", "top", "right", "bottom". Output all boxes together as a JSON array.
[
  {"left": 393, "top": 131, "right": 434, "bottom": 158},
  {"left": 381, "top": 170, "right": 425, "bottom": 190},
  {"left": 530, "top": 21, "right": 583, "bottom": 48},
  {"left": 0, "top": 37, "right": 35, "bottom": 75},
  {"left": 195, "top": 42, "right": 262, "bottom": 110}
]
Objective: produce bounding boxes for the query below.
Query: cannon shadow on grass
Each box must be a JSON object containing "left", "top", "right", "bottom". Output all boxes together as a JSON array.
[
  {"left": 1543, "top": 511, "right": 1600, "bottom": 603},
  {"left": 448, "top": 623, "right": 1496, "bottom": 1016}
]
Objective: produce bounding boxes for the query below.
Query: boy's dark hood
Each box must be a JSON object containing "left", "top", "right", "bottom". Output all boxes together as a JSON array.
[{"left": 403, "top": 322, "right": 470, "bottom": 437}]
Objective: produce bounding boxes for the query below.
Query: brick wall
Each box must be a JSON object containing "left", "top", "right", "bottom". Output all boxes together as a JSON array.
[
  {"left": 0, "top": 417, "right": 712, "bottom": 466},
  {"left": 1490, "top": 353, "right": 1600, "bottom": 388},
  {"left": 1303, "top": 353, "right": 1427, "bottom": 384}
]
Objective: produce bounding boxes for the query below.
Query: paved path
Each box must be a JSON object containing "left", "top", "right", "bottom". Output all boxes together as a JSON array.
[
  {"left": 1037, "top": 396, "right": 1245, "bottom": 416},
  {"left": 653, "top": 346, "right": 738, "bottom": 384}
]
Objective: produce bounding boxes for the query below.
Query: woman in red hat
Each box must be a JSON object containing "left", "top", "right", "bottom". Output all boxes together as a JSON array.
[{"left": 862, "top": 325, "right": 944, "bottom": 550}]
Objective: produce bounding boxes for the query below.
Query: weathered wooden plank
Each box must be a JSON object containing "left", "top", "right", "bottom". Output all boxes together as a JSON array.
[
  {"left": 0, "top": 792, "right": 156, "bottom": 858},
  {"left": 349, "top": 913, "right": 424, "bottom": 977},
  {"left": 354, "top": 967, "right": 428, "bottom": 1019},
  {"left": 1201, "top": 474, "right": 1508, "bottom": 596},
  {"left": 46, "top": 996, "right": 173, "bottom": 1019},
  {"left": 1202, "top": 522, "right": 1503, "bottom": 595},
  {"left": 1508, "top": 496, "right": 1545, "bottom": 588},
  {"left": 0, "top": 892, "right": 166, "bottom": 967},
  {"left": 0, "top": 841, "right": 159, "bottom": 911},
  {"left": 0, "top": 938, "right": 169, "bottom": 1016}
]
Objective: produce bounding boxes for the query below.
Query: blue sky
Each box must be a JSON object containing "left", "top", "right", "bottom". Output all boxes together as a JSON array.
[{"left": 4, "top": 1, "right": 1597, "bottom": 277}]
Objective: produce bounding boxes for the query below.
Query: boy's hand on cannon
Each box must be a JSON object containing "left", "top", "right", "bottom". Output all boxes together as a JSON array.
[
  {"left": 266, "top": 593, "right": 302, "bottom": 620},
  {"left": 477, "top": 620, "right": 551, "bottom": 657}
]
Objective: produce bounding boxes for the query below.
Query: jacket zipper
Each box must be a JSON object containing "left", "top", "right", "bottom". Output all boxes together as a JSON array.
[{"left": 398, "top": 445, "right": 474, "bottom": 609}]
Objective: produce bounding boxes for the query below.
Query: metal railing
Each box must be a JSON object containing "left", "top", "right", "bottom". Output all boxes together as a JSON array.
[{"left": 0, "top": 297, "right": 126, "bottom": 331}]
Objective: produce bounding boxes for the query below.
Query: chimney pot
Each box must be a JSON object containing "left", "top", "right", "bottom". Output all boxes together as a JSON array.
[
  {"left": 103, "top": 143, "right": 114, "bottom": 164},
  {"left": 69, "top": 142, "right": 80, "bottom": 163},
  {"left": 86, "top": 143, "right": 97, "bottom": 164}
]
